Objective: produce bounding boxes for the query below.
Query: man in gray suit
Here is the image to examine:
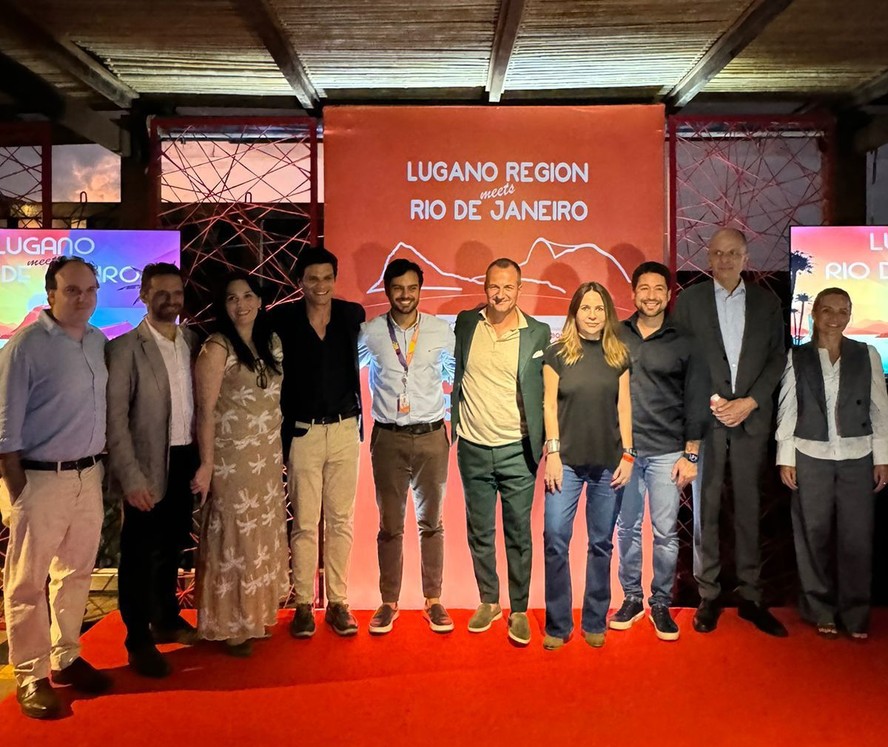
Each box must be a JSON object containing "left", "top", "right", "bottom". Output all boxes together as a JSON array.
[
  {"left": 673, "top": 228, "right": 788, "bottom": 637},
  {"left": 106, "top": 263, "right": 200, "bottom": 677}
]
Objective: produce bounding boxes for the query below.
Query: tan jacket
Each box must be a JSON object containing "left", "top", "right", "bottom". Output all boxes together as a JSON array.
[{"left": 105, "top": 319, "right": 198, "bottom": 505}]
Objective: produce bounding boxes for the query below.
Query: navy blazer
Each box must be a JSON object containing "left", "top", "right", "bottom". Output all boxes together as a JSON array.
[{"left": 672, "top": 278, "right": 785, "bottom": 437}]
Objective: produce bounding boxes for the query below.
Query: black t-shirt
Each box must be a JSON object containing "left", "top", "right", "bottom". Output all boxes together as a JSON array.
[{"left": 544, "top": 338, "right": 626, "bottom": 469}]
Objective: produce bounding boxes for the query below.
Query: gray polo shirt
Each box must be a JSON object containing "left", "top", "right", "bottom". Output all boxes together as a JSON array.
[{"left": 0, "top": 310, "right": 108, "bottom": 461}]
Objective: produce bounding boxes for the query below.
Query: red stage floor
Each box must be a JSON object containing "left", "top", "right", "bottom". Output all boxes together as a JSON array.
[{"left": 2, "top": 608, "right": 887, "bottom": 746}]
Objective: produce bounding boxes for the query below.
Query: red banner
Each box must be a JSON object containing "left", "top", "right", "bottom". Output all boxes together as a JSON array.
[{"left": 324, "top": 106, "right": 665, "bottom": 610}]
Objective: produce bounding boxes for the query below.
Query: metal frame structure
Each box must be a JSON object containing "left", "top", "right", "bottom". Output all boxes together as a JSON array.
[{"left": 0, "top": 122, "right": 52, "bottom": 228}]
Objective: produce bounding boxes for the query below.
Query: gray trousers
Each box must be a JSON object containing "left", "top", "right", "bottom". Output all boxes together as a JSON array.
[
  {"left": 793, "top": 450, "right": 874, "bottom": 633},
  {"left": 369, "top": 424, "right": 448, "bottom": 603},
  {"left": 693, "top": 425, "right": 768, "bottom": 604}
]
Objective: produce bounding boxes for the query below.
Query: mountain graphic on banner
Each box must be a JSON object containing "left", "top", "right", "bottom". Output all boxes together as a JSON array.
[{"left": 366, "top": 238, "right": 631, "bottom": 296}]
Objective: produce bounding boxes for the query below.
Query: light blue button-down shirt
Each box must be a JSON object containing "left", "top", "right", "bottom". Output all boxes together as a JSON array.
[
  {"left": 713, "top": 278, "right": 746, "bottom": 392},
  {"left": 0, "top": 311, "right": 108, "bottom": 460},
  {"left": 358, "top": 312, "right": 455, "bottom": 425}
]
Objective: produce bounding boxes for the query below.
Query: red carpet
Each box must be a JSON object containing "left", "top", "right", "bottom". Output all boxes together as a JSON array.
[{"left": 2, "top": 608, "right": 888, "bottom": 746}]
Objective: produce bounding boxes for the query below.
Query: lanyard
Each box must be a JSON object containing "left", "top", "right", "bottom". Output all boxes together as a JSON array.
[{"left": 386, "top": 313, "right": 420, "bottom": 374}]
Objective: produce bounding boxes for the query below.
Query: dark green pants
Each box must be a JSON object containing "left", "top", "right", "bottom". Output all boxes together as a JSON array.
[{"left": 457, "top": 437, "right": 538, "bottom": 612}]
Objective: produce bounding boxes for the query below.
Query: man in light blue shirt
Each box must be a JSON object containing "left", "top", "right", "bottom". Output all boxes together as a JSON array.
[
  {"left": 358, "top": 258, "right": 456, "bottom": 635},
  {"left": 0, "top": 256, "right": 111, "bottom": 719}
]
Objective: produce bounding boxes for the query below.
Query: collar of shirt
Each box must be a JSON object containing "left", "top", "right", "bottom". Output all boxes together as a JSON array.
[
  {"left": 37, "top": 309, "right": 100, "bottom": 338},
  {"left": 479, "top": 307, "right": 528, "bottom": 331},
  {"left": 713, "top": 277, "right": 746, "bottom": 301},
  {"left": 625, "top": 312, "right": 677, "bottom": 341},
  {"left": 144, "top": 316, "right": 183, "bottom": 345}
]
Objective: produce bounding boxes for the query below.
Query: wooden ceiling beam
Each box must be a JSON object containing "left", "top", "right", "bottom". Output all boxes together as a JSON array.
[
  {"left": 0, "top": 52, "right": 129, "bottom": 154},
  {"left": 0, "top": 0, "right": 136, "bottom": 109},
  {"left": 486, "top": 0, "right": 526, "bottom": 103},
  {"left": 233, "top": 0, "right": 318, "bottom": 110},
  {"left": 666, "top": 0, "right": 795, "bottom": 110},
  {"left": 847, "top": 68, "right": 888, "bottom": 110}
]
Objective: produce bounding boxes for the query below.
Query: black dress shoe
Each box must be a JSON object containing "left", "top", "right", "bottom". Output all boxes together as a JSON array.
[
  {"left": 17, "top": 678, "right": 62, "bottom": 719},
  {"left": 51, "top": 657, "right": 112, "bottom": 694},
  {"left": 738, "top": 601, "right": 789, "bottom": 637},
  {"left": 153, "top": 619, "right": 200, "bottom": 645},
  {"left": 693, "top": 600, "right": 721, "bottom": 633},
  {"left": 128, "top": 645, "right": 172, "bottom": 678}
]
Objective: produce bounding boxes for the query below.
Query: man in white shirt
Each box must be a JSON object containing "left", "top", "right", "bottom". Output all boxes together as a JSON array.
[
  {"left": 358, "top": 259, "right": 456, "bottom": 635},
  {"left": 673, "top": 228, "right": 788, "bottom": 637},
  {"left": 106, "top": 263, "right": 200, "bottom": 678}
]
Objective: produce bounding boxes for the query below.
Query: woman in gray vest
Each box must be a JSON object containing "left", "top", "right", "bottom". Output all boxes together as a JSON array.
[{"left": 776, "top": 287, "right": 888, "bottom": 639}]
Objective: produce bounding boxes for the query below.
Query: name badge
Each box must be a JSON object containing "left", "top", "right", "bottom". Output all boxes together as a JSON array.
[{"left": 398, "top": 392, "right": 410, "bottom": 414}]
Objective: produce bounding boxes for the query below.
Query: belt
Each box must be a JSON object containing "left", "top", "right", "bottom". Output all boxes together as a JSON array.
[
  {"left": 21, "top": 454, "right": 104, "bottom": 472},
  {"left": 374, "top": 419, "right": 444, "bottom": 436},
  {"left": 293, "top": 409, "right": 360, "bottom": 428}
]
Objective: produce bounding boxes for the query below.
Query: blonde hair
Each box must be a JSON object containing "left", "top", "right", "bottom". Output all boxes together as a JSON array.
[{"left": 557, "top": 281, "right": 628, "bottom": 369}]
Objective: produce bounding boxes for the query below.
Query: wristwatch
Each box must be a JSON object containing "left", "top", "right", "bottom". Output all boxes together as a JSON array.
[
  {"left": 683, "top": 452, "right": 699, "bottom": 464},
  {"left": 623, "top": 447, "right": 637, "bottom": 458},
  {"left": 546, "top": 438, "right": 560, "bottom": 454}
]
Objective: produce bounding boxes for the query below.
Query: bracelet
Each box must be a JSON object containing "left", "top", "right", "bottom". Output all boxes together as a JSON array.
[
  {"left": 546, "top": 438, "right": 560, "bottom": 454},
  {"left": 621, "top": 453, "right": 635, "bottom": 464}
]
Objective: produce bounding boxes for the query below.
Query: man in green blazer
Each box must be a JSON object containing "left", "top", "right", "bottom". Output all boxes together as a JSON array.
[{"left": 452, "top": 258, "right": 550, "bottom": 646}]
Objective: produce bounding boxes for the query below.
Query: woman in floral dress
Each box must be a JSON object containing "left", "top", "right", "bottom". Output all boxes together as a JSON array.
[{"left": 191, "top": 272, "right": 289, "bottom": 656}]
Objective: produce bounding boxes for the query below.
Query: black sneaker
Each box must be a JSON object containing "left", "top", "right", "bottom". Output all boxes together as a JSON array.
[
  {"left": 608, "top": 599, "right": 644, "bottom": 630},
  {"left": 325, "top": 603, "right": 359, "bottom": 636},
  {"left": 289, "top": 603, "right": 316, "bottom": 639},
  {"left": 368, "top": 604, "right": 399, "bottom": 635},
  {"left": 649, "top": 604, "right": 680, "bottom": 641}
]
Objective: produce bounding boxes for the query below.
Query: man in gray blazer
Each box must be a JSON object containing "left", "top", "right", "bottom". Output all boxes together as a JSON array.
[
  {"left": 106, "top": 263, "right": 200, "bottom": 677},
  {"left": 673, "top": 228, "right": 788, "bottom": 637}
]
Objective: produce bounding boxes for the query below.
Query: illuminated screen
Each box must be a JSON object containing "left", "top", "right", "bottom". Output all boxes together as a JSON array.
[
  {"left": 790, "top": 226, "right": 888, "bottom": 374},
  {"left": 0, "top": 229, "right": 180, "bottom": 348}
]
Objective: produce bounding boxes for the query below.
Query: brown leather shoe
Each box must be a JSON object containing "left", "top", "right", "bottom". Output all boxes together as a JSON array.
[
  {"left": 16, "top": 678, "right": 61, "bottom": 720},
  {"left": 51, "top": 657, "right": 112, "bottom": 694}
]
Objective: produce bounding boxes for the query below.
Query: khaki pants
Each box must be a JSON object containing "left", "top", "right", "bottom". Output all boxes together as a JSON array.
[
  {"left": 288, "top": 418, "right": 359, "bottom": 605},
  {"left": 2, "top": 463, "right": 104, "bottom": 686}
]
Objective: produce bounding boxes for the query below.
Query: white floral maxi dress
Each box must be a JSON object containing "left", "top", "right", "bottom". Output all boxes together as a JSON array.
[{"left": 196, "top": 333, "right": 289, "bottom": 641}]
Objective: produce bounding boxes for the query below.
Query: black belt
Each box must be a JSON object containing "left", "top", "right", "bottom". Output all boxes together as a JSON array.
[
  {"left": 21, "top": 454, "right": 104, "bottom": 472},
  {"left": 374, "top": 419, "right": 444, "bottom": 436},
  {"left": 294, "top": 409, "right": 360, "bottom": 427}
]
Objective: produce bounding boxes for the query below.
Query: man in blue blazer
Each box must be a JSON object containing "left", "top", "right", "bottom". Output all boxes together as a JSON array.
[
  {"left": 673, "top": 228, "right": 787, "bottom": 637},
  {"left": 451, "top": 258, "right": 550, "bottom": 646}
]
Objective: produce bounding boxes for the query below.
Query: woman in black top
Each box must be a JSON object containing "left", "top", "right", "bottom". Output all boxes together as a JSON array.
[{"left": 542, "top": 281, "right": 634, "bottom": 650}]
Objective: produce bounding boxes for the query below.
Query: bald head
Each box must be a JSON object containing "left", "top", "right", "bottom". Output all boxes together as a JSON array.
[{"left": 707, "top": 228, "right": 748, "bottom": 291}]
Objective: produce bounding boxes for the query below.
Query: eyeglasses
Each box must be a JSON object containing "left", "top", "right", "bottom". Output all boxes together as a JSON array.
[
  {"left": 255, "top": 359, "right": 268, "bottom": 389},
  {"left": 709, "top": 250, "right": 746, "bottom": 260}
]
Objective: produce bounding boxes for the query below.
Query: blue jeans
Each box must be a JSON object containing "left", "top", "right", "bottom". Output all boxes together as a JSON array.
[
  {"left": 615, "top": 451, "right": 682, "bottom": 607},
  {"left": 544, "top": 464, "right": 623, "bottom": 637}
]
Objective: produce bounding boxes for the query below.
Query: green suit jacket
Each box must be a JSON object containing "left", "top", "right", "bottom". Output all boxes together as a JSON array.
[{"left": 451, "top": 308, "right": 551, "bottom": 467}]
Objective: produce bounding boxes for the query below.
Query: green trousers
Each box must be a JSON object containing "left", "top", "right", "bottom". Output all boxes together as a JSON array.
[{"left": 456, "top": 437, "right": 538, "bottom": 612}]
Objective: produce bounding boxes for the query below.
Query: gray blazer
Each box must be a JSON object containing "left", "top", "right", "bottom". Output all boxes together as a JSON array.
[
  {"left": 106, "top": 319, "right": 198, "bottom": 505},
  {"left": 672, "top": 278, "right": 785, "bottom": 437}
]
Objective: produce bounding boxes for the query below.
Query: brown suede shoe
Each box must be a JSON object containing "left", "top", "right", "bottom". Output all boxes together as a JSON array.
[
  {"left": 16, "top": 678, "right": 62, "bottom": 720},
  {"left": 51, "top": 657, "right": 112, "bottom": 694}
]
